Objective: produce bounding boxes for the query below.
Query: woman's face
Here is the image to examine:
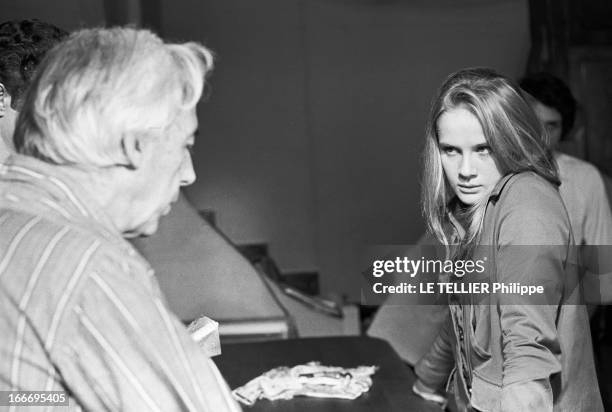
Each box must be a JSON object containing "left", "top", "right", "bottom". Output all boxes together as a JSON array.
[{"left": 437, "top": 107, "right": 502, "bottom": 206}]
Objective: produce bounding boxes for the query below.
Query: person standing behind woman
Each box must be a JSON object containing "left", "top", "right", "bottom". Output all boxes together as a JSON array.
[
  {"left": 412, "top": 68, "right": 603, "bottom": 411},
  {"left": 521, "top": 72, "right": 612, "bottom": 304}
]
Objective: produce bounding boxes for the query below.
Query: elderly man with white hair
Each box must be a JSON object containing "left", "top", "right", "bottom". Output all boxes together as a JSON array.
[{"left": 0, "top": 27, "right": 241, "bottom": 411}]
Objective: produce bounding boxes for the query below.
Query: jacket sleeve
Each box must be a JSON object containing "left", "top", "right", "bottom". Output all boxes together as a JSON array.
[
  {"left": 414, "top": 313, "right": 455, "bottom": 390},
  {"left": 495, "top": 177, "right": 568, "bottom": 408}
]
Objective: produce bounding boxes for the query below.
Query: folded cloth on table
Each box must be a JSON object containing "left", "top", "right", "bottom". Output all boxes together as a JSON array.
[{"left": 232, "top": 361, "right": 378, "bottom": 406}]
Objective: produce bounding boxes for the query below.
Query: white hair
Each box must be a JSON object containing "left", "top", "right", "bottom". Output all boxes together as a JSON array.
[{"left": 14, "top": 27, "right": 214, "bottom": 166}]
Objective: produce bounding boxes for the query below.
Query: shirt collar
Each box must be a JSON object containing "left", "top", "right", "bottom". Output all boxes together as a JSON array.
[
  {"left": 446, "top": 172, "right": 518, "bottom": 240},
  {"left": 0, "top": 154, "right": 128, "bottom": 248},
  {"left": 489, "top": 172, "right": 518, "bottom": 199}
]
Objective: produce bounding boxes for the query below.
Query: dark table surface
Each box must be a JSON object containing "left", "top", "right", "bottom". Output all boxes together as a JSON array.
[{"left": 216, "top": 336, "right": 441, "bottom": 412}]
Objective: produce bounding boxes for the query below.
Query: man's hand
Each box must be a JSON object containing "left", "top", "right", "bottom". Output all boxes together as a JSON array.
[{"left": 412, "top": 378, "right": 447, "bottom": 409}]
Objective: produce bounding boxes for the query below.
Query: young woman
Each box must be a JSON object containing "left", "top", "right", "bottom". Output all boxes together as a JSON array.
[{"left": 412, "top": 68, "right": 602, "bottom": 411}]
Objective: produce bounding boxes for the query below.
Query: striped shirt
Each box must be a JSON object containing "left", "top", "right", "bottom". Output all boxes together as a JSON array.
[{"left": 0, "top": 155, "right": 241, "bottom": 411}]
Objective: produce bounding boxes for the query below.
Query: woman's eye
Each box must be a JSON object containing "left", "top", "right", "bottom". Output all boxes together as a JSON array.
[
  {"left": 476, "top": 146, "right": 491, "bottom": 155},
  {"left": 442, "top": 147, "right": 457, "bottom": 155}
]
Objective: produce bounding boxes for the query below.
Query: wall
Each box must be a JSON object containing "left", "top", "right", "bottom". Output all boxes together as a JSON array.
[
  {"left": 2, "top": 0, "right": 104, "bottom": 30},
  {"left": 160, "top": 0, "right": 319, "bottom": 273}
]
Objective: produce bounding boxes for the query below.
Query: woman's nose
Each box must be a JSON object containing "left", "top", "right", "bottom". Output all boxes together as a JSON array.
[{"left": 458, "top": 155, "right": 476, "bottom": 179}]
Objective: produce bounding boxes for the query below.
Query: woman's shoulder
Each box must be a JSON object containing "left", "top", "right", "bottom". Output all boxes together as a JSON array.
[
  {"left": 492, "top": 172, "right": 570, "bottom": 244},
  {"left": 500, "top": 171, "right": 561, "bottom": 208}
]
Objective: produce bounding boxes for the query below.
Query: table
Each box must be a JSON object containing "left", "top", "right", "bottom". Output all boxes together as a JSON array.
[{"left": 215, "top": 336, "right": 442, "bottom": 411}]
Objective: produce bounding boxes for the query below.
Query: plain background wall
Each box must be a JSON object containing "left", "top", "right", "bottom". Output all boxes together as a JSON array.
[
  {"left": 2, "top": 0, "right": 530, "bottom": 300},
  {"left": 3, "top": 0, "right": 104, "bottom": 30},
  {"left": 160, "top": 0, "right": 319, "bottom": 276}
]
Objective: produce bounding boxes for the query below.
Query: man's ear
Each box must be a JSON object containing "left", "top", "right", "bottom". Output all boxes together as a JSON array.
[
  {"left": 0, "top": 83, "right": 7, "bottom": 117},
  {"left": 121, "top": 132, "right": 147, "bottom": 170}
]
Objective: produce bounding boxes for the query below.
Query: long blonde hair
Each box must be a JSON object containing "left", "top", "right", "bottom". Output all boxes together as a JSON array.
[{"left": 421, "top": 68, "right": 559, "bottom": 257}]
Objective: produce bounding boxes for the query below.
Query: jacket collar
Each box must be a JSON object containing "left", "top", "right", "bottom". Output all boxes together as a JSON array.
[
  {"left": 489, "top": 172, "right": 518, "bottom": 199},
  {"left": 446, "top": 172, "right": 519, "bottom": 240}
]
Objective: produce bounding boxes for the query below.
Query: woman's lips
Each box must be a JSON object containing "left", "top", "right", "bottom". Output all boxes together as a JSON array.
[{"left": 458, "top": 185, "right": 481, "bottom": 194}]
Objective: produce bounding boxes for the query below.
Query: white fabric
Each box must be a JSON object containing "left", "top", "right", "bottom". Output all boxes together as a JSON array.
[{"left": 232, "top": 362, "right": 377, "bottom": 406}]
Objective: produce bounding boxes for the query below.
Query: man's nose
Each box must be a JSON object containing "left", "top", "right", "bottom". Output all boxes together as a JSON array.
[
  {"left": 180, "top": 155, "right": 196, "bottom": 186},
  {"left": 458, "top": 154, "right": 476, "bottom": 180}
]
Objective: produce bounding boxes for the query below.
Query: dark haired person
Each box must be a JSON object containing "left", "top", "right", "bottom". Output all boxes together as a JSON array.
[
  {"left": 520, "top": 73, "right": 575, "bottom": 148},
  {"left": 0, "top": 19, "right": 67, "bottom": 160},
  {"left": 521, "top": 72, "right": 612, "bottom": 304}
]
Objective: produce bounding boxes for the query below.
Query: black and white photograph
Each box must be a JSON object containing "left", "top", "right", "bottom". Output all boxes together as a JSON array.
[{"left": 1, "top": 0, "right": 612, "bottom": 411}]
